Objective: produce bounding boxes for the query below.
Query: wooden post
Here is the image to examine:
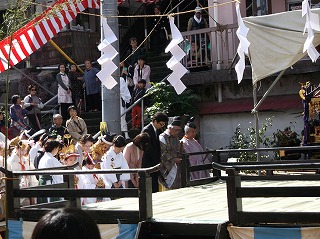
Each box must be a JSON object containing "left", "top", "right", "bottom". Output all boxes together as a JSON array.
[
  {"left": 65, "top": 174, "right": 80, "bottom": 208},
  {"left": 225, "top": 168, "right": 242, "bottom": 225},
  {"left": 138, "top": 171, "right": 152, "bottom": 221},
  {"left": 5, "top": 171, "right": 15, "bottom": 219},
  {"left": 181, "top": 154, "right": 190, "bottom": 188},
  {"left": 212, "top": 151, "right": 221, "bottom": 177}
]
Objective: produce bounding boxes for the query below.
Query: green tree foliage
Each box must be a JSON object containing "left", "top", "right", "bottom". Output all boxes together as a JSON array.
[
  {"left": 145, "top": 82, "right": 201, "bottom": 117},
  {"left": 0, "top": 0, "right": 36, "bottom": 40},
  {"left": 228, "top": 117, "right": 274, "bottom": 162}
]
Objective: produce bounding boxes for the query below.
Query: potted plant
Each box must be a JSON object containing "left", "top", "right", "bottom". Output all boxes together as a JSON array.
[
  {"left": 273, "top": 127, "right": 301, "bottom": 160},
  {"left": 273, "top": 127, "right": 301, "bottom": 147}
]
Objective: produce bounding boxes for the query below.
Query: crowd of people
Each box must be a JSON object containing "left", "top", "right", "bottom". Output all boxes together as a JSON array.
[
  {"left": 0, "top": 108, "right": 210, "bottom": 207},
  {"left": 0, "top": 5, "right": 212, "bottom": 210}
]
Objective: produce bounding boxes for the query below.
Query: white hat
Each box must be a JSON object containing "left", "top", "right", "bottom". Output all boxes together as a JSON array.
[{"left": 195, "top": 7, "right": 202, "bottom": 13}]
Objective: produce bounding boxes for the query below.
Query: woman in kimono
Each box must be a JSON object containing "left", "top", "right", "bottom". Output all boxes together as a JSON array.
[
  {"left": 7, "top": 136, "right": 38, "bottom": 205},
  {"left": 77, "top": 154, "right": 106, "bottom": 205},
  {"left": 38, "top": 139, "right": 64, "bottom": 203},
  {"left": 123, "top": 132, "right": 150, "bottom": 188},
  {"left": 100, "top": 135, "right": 130, "bottom": 189},
  {"left": 74, "top": 134, "right": 94, "bottom": 168}
]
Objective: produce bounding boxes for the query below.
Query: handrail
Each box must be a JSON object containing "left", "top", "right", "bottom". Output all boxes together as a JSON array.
[
  {"left": 120, "top": 74, "right": 170, "bottom": 118},
  {"left": 11, "top": 164, "right": 160, "bottom": 176},
  {"left": 217, "top": 145, "right": 320, "bottom": 153},
  {"left": 182, "top": 145, "right": 320, "bottom": 156},
  {"left": 212, "top": 160, "right": 320, "bottom": 171},
  {"left": 0, "top": 162, "right": 79, "bottom": 175}
]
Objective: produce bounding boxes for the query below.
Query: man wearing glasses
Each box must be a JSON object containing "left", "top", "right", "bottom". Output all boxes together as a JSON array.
[
  {"left": 159, "top": 116, "right": 183, "bottom": 190},
  {"left": 141, "top": 112, "right": 168, "bottom": 193},
  {"left": 23, "top": 84, "right": 44, "bottom": 131}
]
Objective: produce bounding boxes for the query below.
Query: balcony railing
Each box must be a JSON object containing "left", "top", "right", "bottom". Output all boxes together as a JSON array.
[{"left": 181, "top": 24, "right": 239, "bottom": 70}]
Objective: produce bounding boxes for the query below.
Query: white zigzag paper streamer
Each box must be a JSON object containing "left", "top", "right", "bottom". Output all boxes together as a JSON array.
[
  {"left": 302, "top": 0, "right": 320, "bottom": 62},
  {"left": 165, "top": 16, "right": 187, "bottom": 95},
  {"left": 235, "top": 1, "right": 250, "bottom": 84},
  {"left": 97, "top": 18, "right": 119, "bottom": 89}
]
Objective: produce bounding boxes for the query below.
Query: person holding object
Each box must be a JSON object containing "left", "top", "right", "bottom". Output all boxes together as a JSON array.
[
  {"left": 100, "top": 135, "right": 130, "bottom": 190},
  {"left": 159, "top": 116, "right": 184, "bottom": 190},
  {"left": 23, "top": 85, "right": 44, "bottom": 131}
]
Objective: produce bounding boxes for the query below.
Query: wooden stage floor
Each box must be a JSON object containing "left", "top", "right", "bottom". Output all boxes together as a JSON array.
[{"left": 82, "top": 179, "right": 320, "bottom": 224}]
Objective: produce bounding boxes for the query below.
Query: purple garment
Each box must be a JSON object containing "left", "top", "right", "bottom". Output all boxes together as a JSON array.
[{"left": 181, "top": 137, "right": 210, "bottom": 180}]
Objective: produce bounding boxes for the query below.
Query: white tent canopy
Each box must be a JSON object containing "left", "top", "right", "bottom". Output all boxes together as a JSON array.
[{"left": 243, "top": 8, "right": 320, "bottom": 84}]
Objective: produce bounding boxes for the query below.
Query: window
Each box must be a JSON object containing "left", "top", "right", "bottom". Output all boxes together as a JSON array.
[
  {"left": 246, "top": 0, "right": 270, "bottom": 16},
  {"left": 287, "top": 0, "right": 302, "bottom": 11}
]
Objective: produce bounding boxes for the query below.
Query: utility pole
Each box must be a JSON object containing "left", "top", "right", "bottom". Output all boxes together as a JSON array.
[{"left": 101, "top": 0, "right": 121, "bottom": 133}]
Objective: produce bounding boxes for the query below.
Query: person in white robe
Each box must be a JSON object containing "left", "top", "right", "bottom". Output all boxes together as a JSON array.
[
  {"left": 100, "top": 135, "right": 130, "bottom": 189},
  {"left": 120, "top": 76, "right": 132, "bottom": 139},
  {"left": 7, "top": 137, "right": 38, "bottom": 205},
  {"left": 77, "top": 154, "right": 108, "bottom": 205}
]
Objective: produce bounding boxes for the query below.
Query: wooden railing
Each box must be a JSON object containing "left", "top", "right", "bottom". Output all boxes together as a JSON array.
[
  {"left": 2, "top": 164, "right": 159, "bottom": 223},
  {"left": 210, "top": 145, "right": 320, "bottom": 226},
  {"left": 181, "top": 24, "right": 238, "bottom": 70},
  {"left": 6, "top": 145, "right": 320, "bottom": 226}
]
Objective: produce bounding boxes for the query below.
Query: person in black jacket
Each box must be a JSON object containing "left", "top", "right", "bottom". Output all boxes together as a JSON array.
[
  {"left": 131, "top": 79, "right": 146, "bottom": 130},
  {"left": 124, "top": 37, "right": 145, "bottom": 79},
  {"left": 141, "top": 112, "right": 168, "bottom": 192},
  {"left": 149, "top": 5, "right": 169, "bottom": 56}
]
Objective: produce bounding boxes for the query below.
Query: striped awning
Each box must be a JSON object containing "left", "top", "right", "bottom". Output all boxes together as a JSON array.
[{"left": 0, "top": 0, "right": 100, "bottom": 73}]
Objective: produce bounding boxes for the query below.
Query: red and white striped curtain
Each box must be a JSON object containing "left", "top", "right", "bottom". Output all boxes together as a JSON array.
[{"left": 0, "top": 0, "right": 100, "bottom": 73}]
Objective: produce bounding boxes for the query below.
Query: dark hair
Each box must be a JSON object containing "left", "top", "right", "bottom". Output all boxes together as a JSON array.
[
  {"left": 58, "top": 63, "right": 66, "bottom": 70},
  {"left": 44, "top": 140, "right": 62, "bottom": 153},
  {"left": 138, "top": 55, "right": 146, "bottom": 62},
  {"left": 67, "top": 105, "right": 77, "bottom": 113},
  {"left": 11, "top": 95, "right": 20, "bottom": 104},
  {"left": 152, "top": 112, "right": 169, "bottom": 123},
  {"left": 28, "top": 84, "right": 37, "bottom": 92},
  {"left": 79, "top": 134, "right": 94, "bottom": 145},
  {"left": 82, "top": 156, "right": 94, "bottom": 167},
  {"left": 113, "top": 135, "right": 127, "bottom": 148},
  {"left": 129, "top": 37, "right": 137, "bottom": 43},
  {"left": 132, "top": 132, "right": 150, "bottom": 151},
  {"left": 31, "top": 207, "right": 101, "bottom": 239},
  {"left": 154, "top": 4, "right": 161, "bottom": 11}
]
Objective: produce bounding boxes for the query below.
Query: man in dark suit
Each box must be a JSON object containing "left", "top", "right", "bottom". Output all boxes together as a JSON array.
[{"left": 141, "top": 112, "right": 168, "bottom": 192}]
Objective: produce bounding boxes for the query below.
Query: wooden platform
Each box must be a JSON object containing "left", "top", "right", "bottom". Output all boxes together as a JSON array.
[
  {"left": 81, "top": 179, "right": 320, "bottom": 238},
  {"left": 84, "top": 180, "right": 320, "bottom": 219}
]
